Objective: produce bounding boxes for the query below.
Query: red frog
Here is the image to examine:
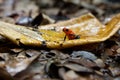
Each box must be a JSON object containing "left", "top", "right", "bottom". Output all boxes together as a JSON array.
[{"left": 63, "top": 28, "right": 80, "bottom": 40}]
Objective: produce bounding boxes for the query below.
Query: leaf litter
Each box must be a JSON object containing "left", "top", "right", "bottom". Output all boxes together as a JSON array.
[{"left": 0, "top": 0, "right": 120, "bottom": 80}]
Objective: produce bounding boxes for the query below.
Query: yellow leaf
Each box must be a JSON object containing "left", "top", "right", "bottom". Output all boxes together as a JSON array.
[
  {"left": 0, "top": 13, "right": 119, "bottom": 49},
  {"left": 39, "top": 13, "right": 120, "bottom": 49}
]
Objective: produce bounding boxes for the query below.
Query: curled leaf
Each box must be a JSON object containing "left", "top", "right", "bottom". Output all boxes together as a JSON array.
[{"left": 0, "top": 13, "right": 120, "bottom": 49}]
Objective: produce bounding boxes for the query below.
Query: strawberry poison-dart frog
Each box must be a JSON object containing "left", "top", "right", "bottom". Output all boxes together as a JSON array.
[{"left": 63, "top": 28, "right": 80, "bottom": 41}]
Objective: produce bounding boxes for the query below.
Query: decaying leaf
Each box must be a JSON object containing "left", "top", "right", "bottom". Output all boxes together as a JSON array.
[
  {"left": 71, "top": 51, "right": 97, "bottom": 60},
  {"left": 68, "top": 58, "right": 99, "bottom": 69},
  {"left": 64, "top": 63, "right": 93, "bottom": 72},
  {"left": 0, "top": 13, "right": 120, "bottom": 49},
  {"left": 6, "top": 52, "right": 41, "bottom": 76},
  {"left": 0, "top": 67, "right": 14, "bottom": 80},
  {"left": 0, "top": 21, "right": 44, "bottom": 47},
  {"left": 14, "top": 61, "right": 45, "bottom": 80},
  {"left": 39, "top": 13, "right": 120, "bottom": 49}
]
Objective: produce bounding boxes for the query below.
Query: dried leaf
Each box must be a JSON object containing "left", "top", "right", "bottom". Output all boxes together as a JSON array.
[
  {"left": 117, "top": 48, "right": 120, "bottom": 53},
  {"left": 71, "top": 51, "right": 97, "bottom": 60},
  {"left": 64, "top": 63, "right": 93, "bottom": 72},
  {"left": 0, "top": 13, "right": 120, "bottom": 49},
  {"left": 69, "top": 58, "right": 98, "bottom": 68},
  {"left": 39, "top": 13, "right": 120, "bottom": 49},
  {"left": 6, "top": 53, "right": 41, "bottom": 76},
  {"left": 0, "top": 67, "right": 14, "bottom": 80}
]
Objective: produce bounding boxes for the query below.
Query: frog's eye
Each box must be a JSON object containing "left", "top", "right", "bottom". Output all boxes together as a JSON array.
[
  {"left": 63, "top": 28, "right": 69, "bottom": 32},
  {"left": 65, "top": 29, "right": 69, "bottom": 32}
]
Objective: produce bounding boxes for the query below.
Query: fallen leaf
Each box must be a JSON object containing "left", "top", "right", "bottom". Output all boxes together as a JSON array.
[{"left": 0, "top": 13, "right": 120, "bottom": 49}]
